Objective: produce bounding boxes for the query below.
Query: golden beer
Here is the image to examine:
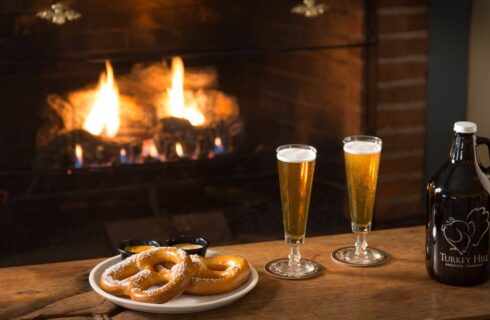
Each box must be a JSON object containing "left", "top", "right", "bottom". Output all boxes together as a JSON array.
[
  {"left": 277, "top": 146, "right": 316, "bottom": 240},
  {"left": 331, "top": 136, "right": 389, "bottom": 267},
  {"left": 265, "top": 144, "right": 322, "bottom": 279},
  {"left": 343, "top": 140, "right": 381, "bottom": 229}
]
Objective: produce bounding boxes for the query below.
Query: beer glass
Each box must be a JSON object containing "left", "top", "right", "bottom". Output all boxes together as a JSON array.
[
  {"left": 265, "top": 144, "right": 323, "bottom": 279},
  {"left": 332, "top": 135, "right": 390, "bottom": 266}
]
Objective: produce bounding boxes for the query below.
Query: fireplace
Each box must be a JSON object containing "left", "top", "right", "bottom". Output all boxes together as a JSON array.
[
  {"left": 0, "top": 0, "right": 382, "bottom": 266},
  {"left": 35, "top": 57, "right": 242, "bottom": 169}
]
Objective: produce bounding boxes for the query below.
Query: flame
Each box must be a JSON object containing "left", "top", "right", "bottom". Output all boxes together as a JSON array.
[
  {"left": 167, "top": 57, "right": 205, "bottom": 126},
  {"left": 175, "top": 142, "right": 184, "bottom": 157},
  {"left": 75, "top": 144, "right": 83, "bottom": 167},
  {"left": 214, "top": 137, "right": 222, "bottom": 148},
  {"left": 213, "top": 136, "right": 225, "bottom": 155},
  {"left": 84, "top": 61, "right": 120, "bottom": 137},
  {"left": 75, "top": 144, "right": 83, "bottom": 159},
  {"left": 120, "top": 148, "right": 128, "bottom": 163},
  {"left": 142, "top": 139, "right": 159, "bottom": 158}
]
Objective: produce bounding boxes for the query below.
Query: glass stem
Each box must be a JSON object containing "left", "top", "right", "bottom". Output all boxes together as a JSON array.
[
  {"left": 354, "top": 232, "right": 368, "bottom": 257},
  {"left": 288, "top": 244, "right": 301, "bottom": 269}
]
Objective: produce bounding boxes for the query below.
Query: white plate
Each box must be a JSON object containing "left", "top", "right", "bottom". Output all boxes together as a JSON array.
[{"left": 89, "top": 250, "right": 259, "bottom": 314}]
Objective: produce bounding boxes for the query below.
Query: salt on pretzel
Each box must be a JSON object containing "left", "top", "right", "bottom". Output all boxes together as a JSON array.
[
  {"left": 185, "top": 255, "right": 251, "bottom": 295},
  {"left": 100, "top": 247, "right": 193, "bottom": 303}
]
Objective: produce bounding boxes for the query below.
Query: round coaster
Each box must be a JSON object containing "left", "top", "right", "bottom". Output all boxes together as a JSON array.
[
  {"left": 331, "top": 247, "right": 390, "bottom": 267},
  {"left": 264, "top": 259, "right": 324, "bottom": 280}
]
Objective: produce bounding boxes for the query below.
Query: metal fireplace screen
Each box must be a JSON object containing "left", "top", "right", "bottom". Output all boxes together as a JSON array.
[{"left": 0, "top": 0, "right": 370, "bottom": 266}]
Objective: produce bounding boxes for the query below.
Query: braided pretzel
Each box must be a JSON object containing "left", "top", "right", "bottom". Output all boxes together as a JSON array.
[
  {"left": 100, "top": 247, "right": 193, "bottom": 303},
  {"left": 186, "top": 255, "right": 251, "bottom": 295}
]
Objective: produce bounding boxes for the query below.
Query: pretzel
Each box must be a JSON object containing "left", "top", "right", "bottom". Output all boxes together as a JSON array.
[
  {"left": 185, "top": 255, "right": 251, "bottom": 295},
  {"left": 100, "top": 247, "right": 193, "bottom": 303}
]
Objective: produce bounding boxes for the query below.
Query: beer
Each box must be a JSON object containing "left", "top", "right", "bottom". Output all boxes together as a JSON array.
[
  {"left": 426, "top": 121, "right": 490, "bottom": 286},
  {"left": 343, "top": 140, "right": 381, "bottom": 232},
  {"left": 277, "top": 146, "right": 316, "bottom": 243},
  {"left": 332, "top": 135, "right": 389, "bottom": 267},
  {"left": 265, "top": 144, "right": 323, "bottom": 279}
]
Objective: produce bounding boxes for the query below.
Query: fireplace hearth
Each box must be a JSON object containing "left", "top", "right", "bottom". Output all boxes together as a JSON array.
[{"left": 0, "top": 0, "right": 375, "bottom": 266}]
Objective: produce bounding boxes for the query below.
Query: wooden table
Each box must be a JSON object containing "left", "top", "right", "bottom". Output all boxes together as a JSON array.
[{"left": 2, "top": 226, "right": 490, "bottom": 320}]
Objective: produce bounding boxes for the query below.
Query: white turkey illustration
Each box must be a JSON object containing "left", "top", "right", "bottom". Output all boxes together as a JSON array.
[{"left": 441, "top": 207, "right": 490, "bottom": 256}]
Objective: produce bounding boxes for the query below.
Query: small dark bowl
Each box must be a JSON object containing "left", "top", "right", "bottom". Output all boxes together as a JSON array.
[
  {"left": 118, "top": 239, "right": 160, "bottom": 260},
  {"left": 166, "top": 235, "right": 209, "bottom": 256}
]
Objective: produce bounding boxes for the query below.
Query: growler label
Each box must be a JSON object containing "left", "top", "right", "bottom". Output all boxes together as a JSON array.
[{"left": 439, "top": 207, "right": 489, "bottom": 268}]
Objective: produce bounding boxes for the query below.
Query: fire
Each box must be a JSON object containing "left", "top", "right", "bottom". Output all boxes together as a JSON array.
[
  {"left": 142, "top": 139, "right": 159, "bottom": 158},
  {"left": 75, "top": 144, "right": 83, "bottom": 168},
  {"left": 175, "top": 142, "right": 184, "bottom": 157},
  {"left": 84, "top": 61, "right": 120, "bottom": 137},
  {"left": 75, "top": 144, "right": 83, "bottom": 159},
  {"left": 214, "top": 136, "right": 225, "bottom": 155},
  {"left": 167, "top": 57, "right": 205, "bottom": 126},
  {"left": 214, "top": 137, "right": 222, "bottom": 148},
  {"left": 119, "top": 148, "right": 128, "bottom": 164}
]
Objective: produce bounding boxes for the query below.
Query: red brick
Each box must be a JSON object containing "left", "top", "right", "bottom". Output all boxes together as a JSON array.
[
  {"left": 378, "top": 13, "right": 428, "bottom": 34},
  {"left": 372, "top": 0, "right": 428, "bottom": 224},
  {"left": 379, "top": 155, "right": 424, "bottom": 175},
  {"left": 259, "top": 50, "right": 363, "bottom": 89},
  {"left": 377, "top": 178, "right": 423, "bottom": 198},
  {"left": 377, "top": 0, "right": 428, "bottom": 8},
  {"left": 378, "top": 62, "right": 427, "bottom": 81},
  {"left": 379, "top": 132, "right": 426, "bottom": 152},
  {"left": 379, "top": 38, "right": 428, "bottom": 58},
  {"left": 375, "top": 197, "right": 423, "bottom": 222},
  {"left": 378, "top": 85, "right": 426, "bottom": 104},
  {"left": 377, "top": 108, "right": 426, "bottom": 127},
  {"left": 245, "top": 62, "right": 362, "bottom": 118}
]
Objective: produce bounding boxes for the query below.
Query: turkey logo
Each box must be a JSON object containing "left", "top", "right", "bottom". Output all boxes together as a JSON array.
[{"left": 441, "top": 207, "right": 490, "bottom": 255}]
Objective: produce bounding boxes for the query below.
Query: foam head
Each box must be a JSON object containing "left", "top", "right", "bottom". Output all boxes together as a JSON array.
[
  {"left": 277, "top": 147, "right": 316, "bottom": 163},
  {"left": 343, "top": 141, "right": 381, "bottom": 155}
]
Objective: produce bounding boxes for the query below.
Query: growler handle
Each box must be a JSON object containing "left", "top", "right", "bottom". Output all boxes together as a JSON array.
[{"left": 476, "top": 136, "right": 490, "bottom": 173}]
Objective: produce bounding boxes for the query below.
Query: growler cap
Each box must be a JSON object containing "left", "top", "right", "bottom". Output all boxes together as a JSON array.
[{"left": 453, "top": 121, "right": 477, "bottom": 133}]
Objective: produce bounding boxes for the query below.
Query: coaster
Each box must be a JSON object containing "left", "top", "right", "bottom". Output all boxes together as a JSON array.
[
  {"left": 331, "top": 247, "right": 390, "bottom": 267},
  {"left": 264, "top": 259, "right": 324, "bottom": 280}
]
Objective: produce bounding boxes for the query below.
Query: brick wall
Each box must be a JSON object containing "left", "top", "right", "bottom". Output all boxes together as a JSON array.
[
  {"left": 244, "top": 0, "right": 365, "bottom": 152},
  {"left": 242, "top": 0, "right": 429, "bottom": 225},
  {"left": 0, "top": 0, "right": 428, "bottom": 225},
  {"left": 375, "top": 0, "right": 428, "bottom": 223},
  {"left": 241, "top": 0, "right": 366, "bottom": 221}
]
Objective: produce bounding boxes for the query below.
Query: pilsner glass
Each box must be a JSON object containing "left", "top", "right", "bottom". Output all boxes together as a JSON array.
[
  {"left": 332, "top": 135, "right": 390, "bottom": 266},
  {"left": 265, "top": 144, "right": 323, "bottom": 279}
]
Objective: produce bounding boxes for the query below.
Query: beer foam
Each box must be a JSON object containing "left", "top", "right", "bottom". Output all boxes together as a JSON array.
[
  {"left": 277, "top": 148, "right": 316, "bottom": 163},
  {"left": 343, "top": 141, "right": 381, "bottom": 154}
]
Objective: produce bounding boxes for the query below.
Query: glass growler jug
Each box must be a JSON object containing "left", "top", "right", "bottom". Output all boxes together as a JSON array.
[{"left": 426, "top": 121, "right": 490, "bottom": 286}]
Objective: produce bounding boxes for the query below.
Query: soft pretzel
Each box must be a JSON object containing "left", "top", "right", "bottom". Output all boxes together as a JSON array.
[
  {"left": 185, "top": 255, "right": 251, "bottom": 295},
  {"left": 100, "top": 247, "right": 193, "bottom": 303}
]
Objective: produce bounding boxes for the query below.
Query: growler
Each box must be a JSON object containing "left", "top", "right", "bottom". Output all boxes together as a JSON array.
[{"left": 426, "top": 121, "right": 490, "bottom": 286}]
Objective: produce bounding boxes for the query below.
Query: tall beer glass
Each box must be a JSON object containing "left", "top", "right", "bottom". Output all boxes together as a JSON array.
[
  {"left": 265, "top": 144, "right": 323, "bottom": 279},
  {"left": 332, "top": 136, "right": 390, "bottom": 266}
]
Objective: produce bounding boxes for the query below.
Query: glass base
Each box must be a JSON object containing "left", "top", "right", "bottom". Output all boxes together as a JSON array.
[
  {"left": 331, "top": 247, "right": 390, "bottom": 267},
  {"left": 265, "top": 258, "right": 323, "bottom": 279}
]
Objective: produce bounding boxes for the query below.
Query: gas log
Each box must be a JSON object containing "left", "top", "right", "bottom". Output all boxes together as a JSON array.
[
  {"left": 34, "top": 60, "right": 243, "bottom": 170},
  {"left": 33, "top": 116, "right": 244, "bottom": 170}
]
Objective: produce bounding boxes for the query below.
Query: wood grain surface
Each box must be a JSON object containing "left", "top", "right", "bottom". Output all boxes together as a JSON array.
[{"left": 1, "top": 226, "right": 489, "bottom": 320}]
